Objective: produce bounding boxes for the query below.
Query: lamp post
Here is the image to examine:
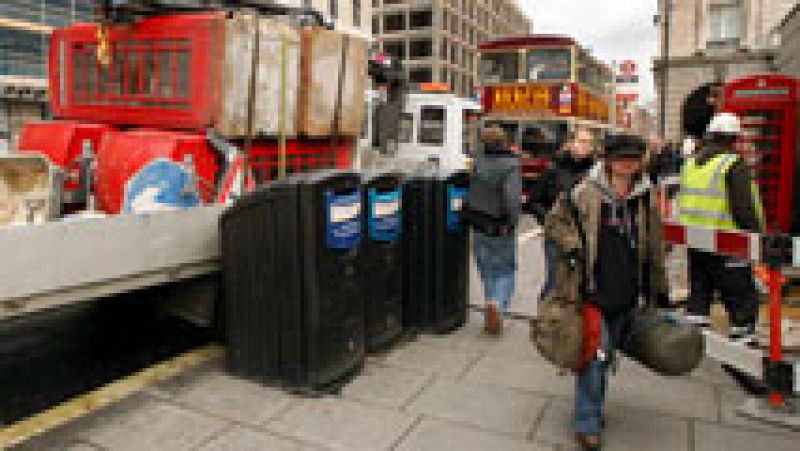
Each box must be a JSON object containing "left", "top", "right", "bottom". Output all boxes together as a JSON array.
[{"left": 657, "top": 0, "right": 672, "bottom": 139}]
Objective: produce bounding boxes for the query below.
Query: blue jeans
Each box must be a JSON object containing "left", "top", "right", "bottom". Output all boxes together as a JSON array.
[
  {"left": 574, "top": 310, "right": 633, "bottom": 435},
  {"left": 540, "top": 238, "right": 559, "bottom": 301},
  {"left": 473, "top": 230, "right": 517, "bottom": 313}
]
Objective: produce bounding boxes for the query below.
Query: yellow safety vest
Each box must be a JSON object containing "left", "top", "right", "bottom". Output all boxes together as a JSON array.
[{"left": 678, "top": 153, "right": 764, "bottom": 230}]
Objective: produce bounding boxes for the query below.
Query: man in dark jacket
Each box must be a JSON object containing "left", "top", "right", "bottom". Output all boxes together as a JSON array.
[
  {"left": 680, "top": 112, "right": 763, "bottom": 342},
  {"left": 529, "top": 128, "right": 596, "bottom": 301},
  {"left": 468, "top": 125, "right": 522, "bottom": 334}
]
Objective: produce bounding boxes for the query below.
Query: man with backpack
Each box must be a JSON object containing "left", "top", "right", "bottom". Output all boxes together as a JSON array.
[{"left": 467, "top": 125, "right": 522, "bottom": 334}]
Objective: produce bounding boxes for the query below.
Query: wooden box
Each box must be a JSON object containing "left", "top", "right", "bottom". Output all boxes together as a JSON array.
[
  {"left": 217, "top": 14, "right": 302, "bottom": 138},
  {"left": 298, "top": 27, "right": 368, "bottom": 137}
]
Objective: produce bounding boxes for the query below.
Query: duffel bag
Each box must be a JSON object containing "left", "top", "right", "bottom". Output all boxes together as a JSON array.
[
  {"left": 530, "top": 298, "right": 602, "bottom": 372},
  {"left": 624, "top": 308, "right": 704, "bottom": 376}
]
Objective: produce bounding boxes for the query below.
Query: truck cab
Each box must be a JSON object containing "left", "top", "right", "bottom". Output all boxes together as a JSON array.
[{"left": 359, "top": 85, "right": 481, "bottom": 172}]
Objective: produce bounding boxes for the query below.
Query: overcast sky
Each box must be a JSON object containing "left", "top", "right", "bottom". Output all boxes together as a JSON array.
[{"left": 519, "top": 0, "right": 659, "bottom": 105}]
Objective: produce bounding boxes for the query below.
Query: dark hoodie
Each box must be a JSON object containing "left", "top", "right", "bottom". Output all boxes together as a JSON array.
[
  {"left": 694, "top": 141, "right": 761, "bottom": 232},
  {"left": 467, "top": 143, "right": 522, "bottom": 233},
  {"left": 529, "top": 154, "right": 594, "bottom": 223}
]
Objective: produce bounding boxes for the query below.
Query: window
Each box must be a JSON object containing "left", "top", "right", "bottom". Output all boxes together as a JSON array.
[
  {"left": 441, "top": 38, "right": 449, "bottom": 60},
  {"left": 480, "top": 51, "right": 518, "bottom": 83},
  {"left": 410, "top": 9, "right": 433, "bottom": 29},
  {"left": 527, "top": 48, "right": 572, "bottom": 81},
  {"left": 372, "top": 17, "right": 380, "bottom": 34},
  {"left": 409, "top": 39, "right": 433, "bottom": 59},
  {"left": 353, "top": 0, "right": 361, "bottom": 27},
  {"left": 419, "top": 106, "right": 446, "bottom": 145},
  {"left": 384, "top": 14, "right": 406, "bottom": 32},
  {"left": 330, "top": 0, "right": 338, "bottom": 19},
  {"left": 372, "top": 0, "right": 379, "bottom": 7},
  {"left": 383, "top": 40, "right": 405, "bottom": 60},
  {"left": 708, "top": 4, "right": 741, "bottom": 44},
  {"left": 451, "top": 42, "right": 459, "bottom": 64},
  {"left": 409, "top": 68, "right": 432, "bottom": 83}
]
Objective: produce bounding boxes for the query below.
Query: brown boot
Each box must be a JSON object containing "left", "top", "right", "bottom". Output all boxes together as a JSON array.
[
  {"left": 485, "top": 301, "right": 501, "bottom": 335},
  {"left": 575, "top": 433, "right": 601, "bottom": 450}
]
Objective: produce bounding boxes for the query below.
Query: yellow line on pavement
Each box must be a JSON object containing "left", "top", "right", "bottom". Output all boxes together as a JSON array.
[{"left": 0, "top": 344, "right": 224, "bottom": 449}]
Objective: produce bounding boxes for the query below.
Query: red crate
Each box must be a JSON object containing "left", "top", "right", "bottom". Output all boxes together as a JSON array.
[
  {"left": 247, "top": 138, "right": 355, "bottom": 183},
  {"left": 17, "top": 121, "right": 114, "bottom": 199},
  {"left": 49, "top": 13, "right": 225, "bottom": 130},
  {"left": 94, "top": 129, "right": 219, "bottom": 214}
]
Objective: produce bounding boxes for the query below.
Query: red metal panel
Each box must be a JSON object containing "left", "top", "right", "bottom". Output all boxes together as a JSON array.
[
  {"left": 478, "top": 35, "right": 576, "bottom": 51},
  {"left": 94, "top": 129, "right": 218, "bottom": 214},
  {"left": 49, "top": 13, "right": 225, "bottom": 131},
  {"left": 723, "top": 74, "right": 798, "bottom": 233},
  {"left": 247, "top": 138, "right": 354, "bottom": 183},
  {"left": 17, "top": 121, "right": 114, "bottom": 195}
]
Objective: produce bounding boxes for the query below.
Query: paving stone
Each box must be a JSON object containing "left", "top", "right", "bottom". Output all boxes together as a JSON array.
[
  {"left": 197, "top": 425, "right": 322, "bottom": 451},
  {"left": 395, "top": 418, "right": 553, "bottom": 451},
  {"left": 718, "top": 388, "right": 800, "bottom": 437},
  {"left": 464, "top": 354, "right": 573, "bottom": 397},
  {"left": 13, "top": 438, "right": 100, "bottom": 451},
  {"left": 694, "top": 420, "right": 800, "bottom": 451},
  {"left": 418, "top": 316, "right": 542, "bottom": 361},
  {"left": 534, "top": 400, "right": 690, "bottom": 451},
  {"left": 146, "top": 358, "right": 226, "bottom": 399},
  {"left": 605, "top": 358, "right": 719, "bottom": 421},
  {"left": 79, "top": 395, "right": 229, "bottom": 451},
  {"left": 382, "top": 341, "right": 481, "bottom": 379},
  {"left": 172, "top": 370, "right": 296, "bottom": 426},
  {"left": 406, "top": 378, "right": 547, "bottom": 438},
  {"left": 340, "top": 363, "right": 431, "bottom": 408},
  {"left": 267, "top": 397, "right": 416, "bottom": 451}
]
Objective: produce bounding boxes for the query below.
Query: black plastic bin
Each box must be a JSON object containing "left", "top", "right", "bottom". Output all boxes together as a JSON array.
[
  {"left": 221, "top": 170, "right": 365, "bottom": 392},
  {"left": 402, "top": 169, "right": 470, "bottom": 333},
  {"left": 361, "top": 171, "right": 404, "bottom": 352}
]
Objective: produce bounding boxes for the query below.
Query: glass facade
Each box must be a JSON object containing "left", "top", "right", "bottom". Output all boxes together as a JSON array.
[{"left": 0, "top": 0, "right": 92, "bottom": 78}]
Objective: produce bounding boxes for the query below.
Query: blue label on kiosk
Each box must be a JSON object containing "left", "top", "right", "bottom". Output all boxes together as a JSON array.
[
  {"left": 446, "top": 185, "right": 467, "bottom": 233},
  {"left": 368, "top": 188, "right": 402, "bottom": 242},
  {"left": 325, "top": 189, "right": 362, "bottom": 249}
]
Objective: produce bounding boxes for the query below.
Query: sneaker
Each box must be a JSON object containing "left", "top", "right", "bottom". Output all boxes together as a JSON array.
[
  {"left": 485, "top": 302, "right": 501, "bottom": 335},
  {"left": 575, "top": 433, "right": 602, "bottom": 450},
  {"left": 684, "top": 315, "right": 712, "bottom": 328}
]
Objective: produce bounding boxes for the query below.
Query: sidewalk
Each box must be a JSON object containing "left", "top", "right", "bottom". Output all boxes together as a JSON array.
[
  {"left": 14, "top": 308, "right": 800, "bottom": 451},
  {"left": 13, "top": 222, "right": 800, "bottom": 450}
]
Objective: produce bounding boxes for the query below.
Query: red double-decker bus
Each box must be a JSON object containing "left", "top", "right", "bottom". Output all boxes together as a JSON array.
[{"left": 477, "top": 35, "right": 613, "bottom": 182}]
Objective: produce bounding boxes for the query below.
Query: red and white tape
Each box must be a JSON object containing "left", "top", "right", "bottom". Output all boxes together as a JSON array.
[{"left": 663, "top": 222, "right": 764, "bottom": 262}]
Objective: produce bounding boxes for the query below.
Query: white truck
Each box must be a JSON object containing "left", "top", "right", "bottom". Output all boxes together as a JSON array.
[{"left": 359, "top": 86, "right": 482, "bottom": 173}]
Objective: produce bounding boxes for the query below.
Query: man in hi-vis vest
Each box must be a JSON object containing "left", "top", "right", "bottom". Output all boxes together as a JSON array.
[{"left": 679, "top": 112, "right": 764, "bottom": 343}]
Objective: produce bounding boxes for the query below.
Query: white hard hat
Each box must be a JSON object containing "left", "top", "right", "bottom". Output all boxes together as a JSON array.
[{"left": 706, "top": 112, "right": 741, "bottom": 135}]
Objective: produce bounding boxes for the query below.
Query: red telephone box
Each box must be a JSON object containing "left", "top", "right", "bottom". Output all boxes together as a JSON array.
[{"left": 723, "top": 74, "right": 798, "bottom": 233}]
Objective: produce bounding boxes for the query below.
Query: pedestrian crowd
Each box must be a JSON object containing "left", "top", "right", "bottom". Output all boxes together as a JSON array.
[{"left": 465, "top": 110, "right": 762, "bottom": 450}]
